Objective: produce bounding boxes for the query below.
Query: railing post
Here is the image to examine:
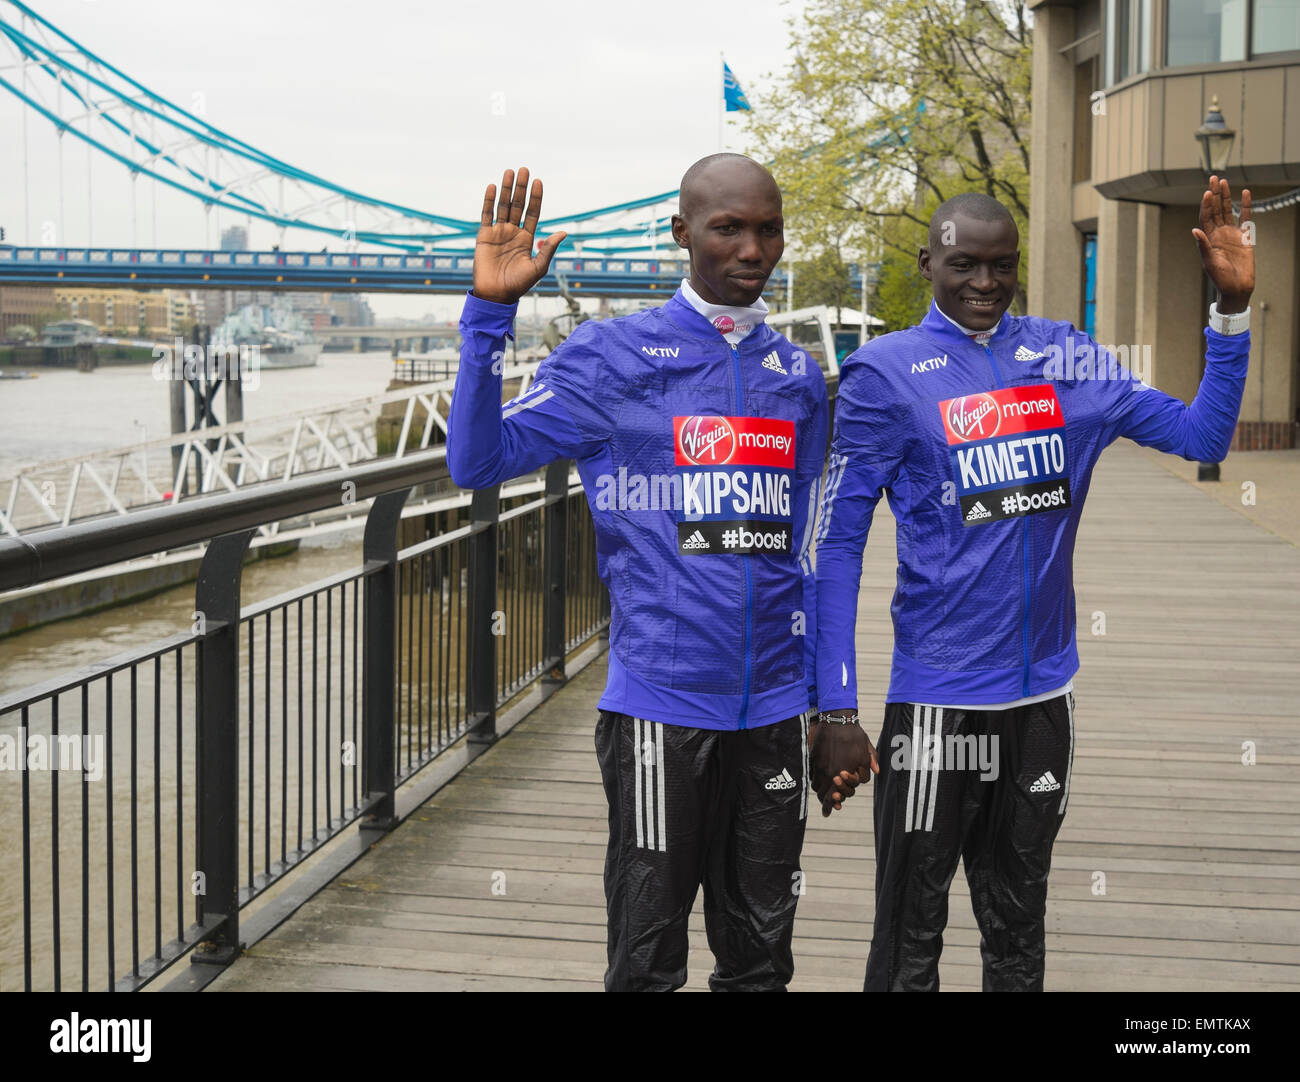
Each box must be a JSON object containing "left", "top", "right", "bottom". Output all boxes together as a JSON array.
[
  {"left": 361, "top": 490, "right": 409, "bottom": 832},
  {"left": 467, "top": 485, "right": 499, "bottom": 746},
  {"left": 542, "top": 461, "right": 569, "bottom": 684},
  {"left": 191, "top": 528, "right": 253, "bottom": 967}
]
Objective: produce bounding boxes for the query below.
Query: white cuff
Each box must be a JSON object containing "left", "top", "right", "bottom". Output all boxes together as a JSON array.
[{"left": 1209, "top": 302, "right": 1250, "bottom": 336}]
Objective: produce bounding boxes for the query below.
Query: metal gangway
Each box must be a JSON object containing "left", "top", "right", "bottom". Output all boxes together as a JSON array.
[{"left": 0, "top": 363, "right": 544, "bottom": 543}]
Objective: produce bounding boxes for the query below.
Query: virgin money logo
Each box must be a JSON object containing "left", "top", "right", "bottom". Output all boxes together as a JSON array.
[
  {"left": 678, "top": 415, "right": 736, "bottom": 465},
  {"left": 946, "top": 393, "right": 1001, "bottom": 442}
]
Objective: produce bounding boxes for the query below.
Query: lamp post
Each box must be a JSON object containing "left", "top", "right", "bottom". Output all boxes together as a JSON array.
[
  {"left": 1194, "top": 95, "right": 1237, "bottom": 482},
  {"left": 1195, "top": 95, "right": 1236, "bottom": 174}
]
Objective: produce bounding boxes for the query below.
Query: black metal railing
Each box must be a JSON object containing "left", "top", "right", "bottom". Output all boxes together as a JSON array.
[
  {"left": 391, "top": 358, "right": 458, "bottom": 383},
  {"left": 0, "top": 452, "right": 608, "bottom": 992}
]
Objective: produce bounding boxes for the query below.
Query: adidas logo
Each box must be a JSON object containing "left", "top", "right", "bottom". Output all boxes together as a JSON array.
[
  {"left": 1029, "top": 771, "right": 1061, "bottom": 793},
  {"left": 681, "top": 530, "right": 710, "bottom": 551},
  {"left": 965, "top": 501, "right": 992, "bottom": 521},
  {"left": 761, "top": 351, "right": 787, "bottom": 374},
  {"left": 1014, "top": 345, "right": 1046, "bottom": 362},
  {"left": 765, "top": 768, "right": 797, "bottom": 791}
]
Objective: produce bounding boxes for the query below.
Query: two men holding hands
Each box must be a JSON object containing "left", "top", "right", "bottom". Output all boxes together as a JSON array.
[{"left": 449, "top": 157, "right": 1254, "bottom": 991}]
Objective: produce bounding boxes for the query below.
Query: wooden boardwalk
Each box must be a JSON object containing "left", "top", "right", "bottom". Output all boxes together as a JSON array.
[{"left": 209, "top": 441, "right": 1300, "bottom": 991}]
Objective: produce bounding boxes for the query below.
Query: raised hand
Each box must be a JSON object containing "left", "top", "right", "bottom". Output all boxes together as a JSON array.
[
  {"left": 472, "top": 167, "right": 567, "bottom": 306},
  {"left": 1193, "top": 175, "right": 1254, "bottom": 314}
]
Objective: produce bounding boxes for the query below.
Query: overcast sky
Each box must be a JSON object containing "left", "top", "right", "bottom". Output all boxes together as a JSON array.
[{"left": 0, "top": 0, "right": 805, "bottom": 318}]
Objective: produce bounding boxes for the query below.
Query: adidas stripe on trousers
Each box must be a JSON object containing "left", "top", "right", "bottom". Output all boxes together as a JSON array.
[
  {"left": 866, "top": 694, "right": 1075, "bottom": 992},
  {"left": 594, "top": 710, "right": 810, "bottom": 992}
]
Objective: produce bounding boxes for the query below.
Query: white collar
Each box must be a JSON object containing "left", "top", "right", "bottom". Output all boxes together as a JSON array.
[
  {"left": 680, "top": 278, "right": 768, "bottom": 345},
  {"left": 935, "top": 300, "right": 1001, "bottom": 342}
]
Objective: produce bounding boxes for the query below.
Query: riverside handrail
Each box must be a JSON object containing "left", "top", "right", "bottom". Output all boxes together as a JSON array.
[
  {"left": 0, "top": 446, "right": 451, "bottom": 591},
  {"left": 0, "top": 449, "right": 609, "bottom": 991}
]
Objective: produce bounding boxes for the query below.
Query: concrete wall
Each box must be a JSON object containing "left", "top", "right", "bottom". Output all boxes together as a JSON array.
[
  {"left": 1243, "top": 204, "right": 1300, "bottom": 426},
  {"left": 1094, "top": 197, "right": 1138, "bottom": 348},
  {"left": 1150, "top": 203, "right": 1206, "bottom": 406},
  {"left": 1027, "top": 1, "right": 1083, "bottom": 322},
  {"left": 1096, "top": 199, "right": 1296, "bottom": 422}
]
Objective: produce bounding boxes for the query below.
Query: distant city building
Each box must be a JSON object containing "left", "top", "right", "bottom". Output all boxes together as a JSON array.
[
  {"left": 52, "top": 287, "right": 191, "bottom": 338},
  {"left": 330, "top": 293, "right": 375, "bottom": 327},
  {"left": 192, "top": 287, "right": 276, "bottom": 329},
  {"left": 220, "top": 225, "right": 248, "bottom": 251},
  {"left": 191, "top": 289, "right": 230, "bottom": 327},
  {"left": 284, "top": 292, "right": 326, "bottom": 312},
  {"left": 169, "top": 292, "right": 193, "bottom": 333},
  {"left": 191, "top": 289, "right": 359, "bottom": 340},
  {"left": 283, "top": 291, "right": 333, "bottom": 332},
  {"left": 0, "top": 284, "right": 59, "bottom": 338}
]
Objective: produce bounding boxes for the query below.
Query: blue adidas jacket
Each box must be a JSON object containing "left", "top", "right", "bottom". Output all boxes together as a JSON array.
[
  {"left": 448, "top": 289, "right": 829, "bottom": 730},
  {"left": 815, "top": 301, "right": 1250, "bottom": 709}
]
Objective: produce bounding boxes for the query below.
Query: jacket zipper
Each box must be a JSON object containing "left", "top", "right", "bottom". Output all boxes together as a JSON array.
[
  {"left": 731, "top": 342, "right": 752, "bottom": 729},
  {"left": 981, "top": 341, "right": 1033, "bottom": 697}
]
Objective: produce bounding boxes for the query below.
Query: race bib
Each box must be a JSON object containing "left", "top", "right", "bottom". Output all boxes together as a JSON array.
[
  {"left": 673, "top": 415, "right": 794, "bottom": 554},
  {"left": 939, "top": 385, "right": 1072, "bottom": 526}
]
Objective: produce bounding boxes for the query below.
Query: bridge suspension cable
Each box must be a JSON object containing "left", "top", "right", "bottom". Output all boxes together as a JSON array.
[{"left": 0, "top": 0, "right": 679, "bottom": 254}]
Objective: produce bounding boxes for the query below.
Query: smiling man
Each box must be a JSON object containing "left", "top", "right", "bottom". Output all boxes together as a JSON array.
[
  {"left": 447, "top": 156, "right": 828, "bottom": 991},
  {"left": 810, "top": 181, "right": 1254, "bottom": 991}
]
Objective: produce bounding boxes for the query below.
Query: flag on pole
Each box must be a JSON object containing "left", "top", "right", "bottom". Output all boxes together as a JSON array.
[{"left": 723, "top": 61, "right": 751, "bottom": 112}]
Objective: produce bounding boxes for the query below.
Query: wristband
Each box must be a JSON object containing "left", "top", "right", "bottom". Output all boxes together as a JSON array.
[
  {"left": 817, "top": 711, "right": 859, "bottom": 726},
  {"left": 1209, "top": 302, "right": 1250, "bottom": 336}
]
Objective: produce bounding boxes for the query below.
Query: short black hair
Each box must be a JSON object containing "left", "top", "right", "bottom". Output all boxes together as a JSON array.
[
  {"left": 928, "top": 193, "right": 1017, "bottom": 249},
  {"left": 678, "top": 154, "right": 777, "bottom": 220}
]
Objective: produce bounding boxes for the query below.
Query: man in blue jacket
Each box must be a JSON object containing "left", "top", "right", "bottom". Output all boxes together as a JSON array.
[
  {"left": 811, "top": 177, "right": 1254, "bottom": 991},
  {"left": 447, "top": 157, "right": 829, "bottom": 990}
]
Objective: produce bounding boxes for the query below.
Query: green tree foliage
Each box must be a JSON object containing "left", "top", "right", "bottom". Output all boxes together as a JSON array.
[
  {"left": 790, "top": 246, "right": 856, "bottom": 319},
  {"left": 748, "top": 0, "right": 1033, "bottom": 318},
  {"left": 874, "top": 247, "right": 932, "bottom": 332}
]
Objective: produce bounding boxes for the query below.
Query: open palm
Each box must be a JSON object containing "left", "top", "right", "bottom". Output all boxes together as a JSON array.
[
  {"left": 1193, "top": 175, "right": 1254, "bottom": 306},
  {"left": 472, "top": 167, "right": 566, "bottom": 305}
]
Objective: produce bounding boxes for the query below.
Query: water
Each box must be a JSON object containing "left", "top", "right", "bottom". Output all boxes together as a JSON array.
[
  {"left": 0, "top": 348, "right": 405, "bottom": 686},
  {"left": 0, "top": 352, "right": 408, "bottom": 990},
  {"left": 0, "top": 349, "right": 556, "bottom": 990}
]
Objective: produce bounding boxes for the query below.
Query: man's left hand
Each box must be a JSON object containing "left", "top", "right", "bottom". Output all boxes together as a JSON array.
[
  {"left": 809, "top": 716, "right": 879, "bottom": 817},
  {"left": 1194, "top": 175, "right": 1254, "bottom": 314}
]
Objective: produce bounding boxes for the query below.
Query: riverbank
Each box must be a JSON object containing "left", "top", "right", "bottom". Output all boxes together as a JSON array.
[
  {"left": 0, "top": 343, "right": 157, "bottom": 368},
  {"left": 0, "top": 537, "right": 301, "bottom": 639}
]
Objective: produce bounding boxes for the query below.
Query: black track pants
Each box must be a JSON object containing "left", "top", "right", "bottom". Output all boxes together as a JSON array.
[
  {"left": 595, "top": 710, "right": 810, "bottom": 992},
  {"left": 865, "top": 693, "right": 1076, "bottom": 992}
]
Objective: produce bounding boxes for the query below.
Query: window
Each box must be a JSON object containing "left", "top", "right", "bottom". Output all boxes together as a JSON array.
[
  {"left": 1166, "top": 0, "right": 1297, "bottom": 65},
  {"left": 1073, "top": 58, "right": 1099, "bottom": 183},
  {"left": 1167, "top": 0, "right": 1247, "bottom": 65},
  {"left": 1253, "top": 0, "right": 1300, "bottom": 54},
  {"left": 1105, "top": 0, "right": 1152, "bottom": 85},
  {"left": 1114, "top": 0, "right": 1132, "bottom": 81}
]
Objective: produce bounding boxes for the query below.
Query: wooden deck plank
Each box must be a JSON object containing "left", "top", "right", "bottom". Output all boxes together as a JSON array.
[{"left": 210, "top": 441, "right": 1300, "bottom": 992}]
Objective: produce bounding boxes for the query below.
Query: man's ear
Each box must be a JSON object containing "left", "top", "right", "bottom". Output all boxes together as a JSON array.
[
  {"left": 917, "top": 246, "right": 933, "bottom": 281},
  {"left": 670, "top": 214, "right": 689, "bottom": 250}
]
